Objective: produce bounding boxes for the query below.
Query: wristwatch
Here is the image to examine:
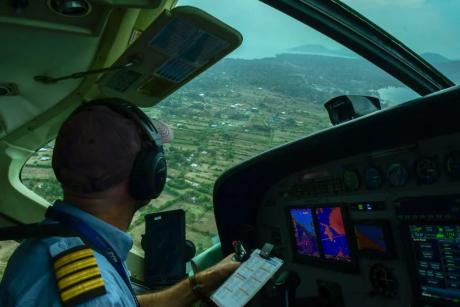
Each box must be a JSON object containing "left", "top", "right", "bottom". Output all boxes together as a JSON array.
[{"left": 188, "top": 275, "right": 207, "bottom": 300}]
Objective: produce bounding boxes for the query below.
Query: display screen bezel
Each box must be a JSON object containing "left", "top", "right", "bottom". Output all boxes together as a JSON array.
[{"left": 286, "top": 203, "right": 359, "bottom": 273}]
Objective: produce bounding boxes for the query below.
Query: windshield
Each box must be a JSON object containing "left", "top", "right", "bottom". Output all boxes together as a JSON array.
[
  {"left": 127, "top": 0, "right": 419, "bottom": 253},
  {"left": 21, "top": 0, "right": 421, "bottom": 256},
  {"left": 341, "top": 0, "right": 460, "bottom": 84}
]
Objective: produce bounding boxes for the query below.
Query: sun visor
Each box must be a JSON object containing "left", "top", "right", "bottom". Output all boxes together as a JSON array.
[{"left": 98, "top": 6, "right": 242, "bottom": 107}]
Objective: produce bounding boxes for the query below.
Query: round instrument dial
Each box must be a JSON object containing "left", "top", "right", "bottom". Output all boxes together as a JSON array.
[
  {"left": 343, "top": 170, "right": 360, "bottom": 191},
  {"left": 415, "top": 157, "right": 440, "bottom": 184},
  {"left": 446, "top": 151, "right": 460, "bottom": 180},
  {"left": 386, "top": 163, "right": 409, "bottom": 187},
  {"left": 364, "top": 167, "right": 383, "bottom": 189}
]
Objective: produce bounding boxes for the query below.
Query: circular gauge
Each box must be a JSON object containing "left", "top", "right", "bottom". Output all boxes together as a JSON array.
[
  {"left": 369, "top": 263, "right": 398, "bottom": 298},
  {"left": 343, "top": 170, "right": 360, "bottom": 191},
  {"left": 386, "top": 163, "right": 409, "bottom": 187},
  {"left": 446, "top": 151, "right": 460, "bottom": 180},
  {"left": 415, "top": 157, "right": 440, "bottom": 184},
  {"left": 364, "top": 167, "right": 383, "bottom": 189}
]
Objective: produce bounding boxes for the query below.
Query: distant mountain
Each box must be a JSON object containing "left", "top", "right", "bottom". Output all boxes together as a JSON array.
[
  {"left": 288, "top": 44, "right": 335, "bottom": 54},
  {"left": 421, "top": 52, "right": 451, "bottom": 64},
  {"left": 418, "top": 53, "right": 460, "bottom": 83},
  {"left": 182, "top": 53, "right": 400, "bottom": 104},
  {"left": 435, "top": 60, "right": 460, "bottom": 83},
  {"left": 287, "top": 44, "right": 357, "bottom": 58},
  {"left": 179, "top": 52, "right": 460, "bottom": 107}
]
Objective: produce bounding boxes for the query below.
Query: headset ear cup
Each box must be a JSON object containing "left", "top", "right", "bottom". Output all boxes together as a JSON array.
[
  {"left": 129, "top": 148, "right": 167, "bottom": 200},
  {"left": 153, "top": 153, "right": 167, "bottom": 198}
]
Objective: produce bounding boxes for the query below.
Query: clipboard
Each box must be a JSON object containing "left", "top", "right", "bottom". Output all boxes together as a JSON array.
[{"left": 211, "top": 249, "right": 284, "bottom": 307}]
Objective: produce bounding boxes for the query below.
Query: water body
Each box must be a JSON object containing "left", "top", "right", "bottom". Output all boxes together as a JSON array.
[{"left": 377, "top": 86, "right": 419, "bottom": 107}]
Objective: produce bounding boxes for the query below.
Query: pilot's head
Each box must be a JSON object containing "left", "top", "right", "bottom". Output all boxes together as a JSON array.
[{"left": 51, "top": 98, "right": 172, "bottom": 208}]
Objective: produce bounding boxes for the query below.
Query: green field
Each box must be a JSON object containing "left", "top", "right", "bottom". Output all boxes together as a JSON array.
[{"left": 18, "top": 84, "right": 329, "bottom": 256}]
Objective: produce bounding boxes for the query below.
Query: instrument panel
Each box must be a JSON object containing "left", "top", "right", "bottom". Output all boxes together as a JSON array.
[{"left": 256, "top": 132, "right": 460, "bottom": 307}]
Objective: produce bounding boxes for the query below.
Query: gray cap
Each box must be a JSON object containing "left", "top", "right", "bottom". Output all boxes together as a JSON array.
[{"left": 52, "top": 104, "right": 172, "bottom": 195}]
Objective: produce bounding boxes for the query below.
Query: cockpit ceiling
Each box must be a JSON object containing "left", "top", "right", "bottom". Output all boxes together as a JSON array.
[
  {"left": 0, "top": 0, "right": 176, "bottom": 140},
  {"left": 0, "top": 24, "right": 100, "bottom": 139},
  {"left": 0, "top": 1, "right": 110, "bottom": 140}
]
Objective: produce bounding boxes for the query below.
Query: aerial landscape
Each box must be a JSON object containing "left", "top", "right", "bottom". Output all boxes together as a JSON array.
[{"left": 2, "top": 48, "right": 456, "bottom": 278}]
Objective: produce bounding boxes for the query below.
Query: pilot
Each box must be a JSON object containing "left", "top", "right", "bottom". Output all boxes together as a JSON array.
[{"left": 0, "top": 98, "right": 240, "bottom": 306}]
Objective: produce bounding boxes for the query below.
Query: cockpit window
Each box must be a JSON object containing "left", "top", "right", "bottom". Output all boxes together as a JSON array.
[
  {"left": 21, "top": 142, "right": 59, "bottom": 203},
  {"left": 21, "top": 0, "right": 421, "bottom": 256},
  {"left": 341, "top": 0, "right": 460, "bottom": 84},
  {"left": 0, "top": 241, "right": 20, "bottom": 279},
  {"left": 130, "top": 1, "right": 419, "bottom": 253}
]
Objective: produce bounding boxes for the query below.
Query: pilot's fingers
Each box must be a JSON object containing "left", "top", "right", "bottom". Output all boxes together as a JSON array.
[
  {"left": 196, "top": 257, "right": 240, "bottom": 294},
  {"left": 221, "top": 253, "right": 237, "bottom": 263},
  {"left": 221, "top": 258, "right": 240, "bottom": 273},
  {"left": 223, "top": 253, "right": 235, "bottom": 260},
  {"left": 214, "top": 253, "right": 241, "bottom": 276},
  {"left": 227, "top": 262, "right": 240, "bottom": 275}
]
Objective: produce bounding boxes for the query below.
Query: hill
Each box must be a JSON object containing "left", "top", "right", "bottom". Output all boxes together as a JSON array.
[
  {"left": 287, "top": 44, "right": 356, "bottom": 58},
  {"left": 434, "top": 60, "right": 460, "bottom": 83},
  {"left": 185, "top": 53, "right": 402, "bottom": 104},
  {"left": 421, "top": 52, "right": 450, "bottom": 64}
]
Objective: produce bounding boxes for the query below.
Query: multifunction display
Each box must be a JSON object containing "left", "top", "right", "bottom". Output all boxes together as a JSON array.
[
  {"left": 409, "top": 224, "right": 460, "bottom": 304},
  {"left": 316, "top": 207, "right": 351, "bottom": 260},
  {"left": 289, "top": 206, "right": 351, "bottom": 262},
  {"left": 355, "top": 224, "right": 387, "bottom": 253},
  {"left": 354, "top": 220, "right": 394, "bottom": 259},
  {"left": 290, "top": 208, "right": 320, "bottom": 257}
]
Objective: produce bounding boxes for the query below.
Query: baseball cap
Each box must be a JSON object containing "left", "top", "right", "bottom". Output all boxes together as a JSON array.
[{"left": 52, "top": 103, "right": 172, "bottom": 195}]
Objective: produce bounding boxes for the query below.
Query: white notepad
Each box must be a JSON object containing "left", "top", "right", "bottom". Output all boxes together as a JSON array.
[{"left": 211, "top": 249, "right": 284, "bottom": 307}]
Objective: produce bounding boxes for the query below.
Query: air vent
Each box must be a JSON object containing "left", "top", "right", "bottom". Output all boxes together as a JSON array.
[
  {"left": 48, "top": 0, "right": 91, "bottom": 17},
  {"left": 0, "top": 84, "right": 19, "bottom": 96},
  {"left": 287, "top": 177, "right": 343, "bottom": 197}
]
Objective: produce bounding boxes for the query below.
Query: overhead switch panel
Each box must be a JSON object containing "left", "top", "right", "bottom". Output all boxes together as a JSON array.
[{"left": 98, "top": 6, "right": 242, "bottom": 107}]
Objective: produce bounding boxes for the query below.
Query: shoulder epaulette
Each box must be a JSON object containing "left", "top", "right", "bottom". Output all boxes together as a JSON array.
[{"left": 52, "top": 245, "right": 107, "bottom": 306}]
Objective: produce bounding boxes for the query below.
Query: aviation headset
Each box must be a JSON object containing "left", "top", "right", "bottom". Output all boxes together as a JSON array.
[{"left": 70, "top": 98, "right": 167, "bottom": 201}]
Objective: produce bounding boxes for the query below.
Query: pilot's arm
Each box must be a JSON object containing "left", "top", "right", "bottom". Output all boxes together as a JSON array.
[
  {"left": 137, "top": 254, "right": 240, "bottom": 306},
  {"left": 0, "top": 236, "right": 239, "bottom": 307},
  {"left": 61, "top": 249, "right": 239, "bottom": 307}
]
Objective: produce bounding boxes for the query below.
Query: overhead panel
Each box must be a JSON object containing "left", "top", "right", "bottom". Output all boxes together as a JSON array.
[{"left": 98, "top": 6, "right": 243, "bottom": 107}]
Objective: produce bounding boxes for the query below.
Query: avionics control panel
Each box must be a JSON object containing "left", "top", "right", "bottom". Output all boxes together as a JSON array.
[
  {"left": 396, "top": 196, "right": 460, "bottom": 306},
  {"left": 256, "top": 133, "right": 460, "bottom": 307}
]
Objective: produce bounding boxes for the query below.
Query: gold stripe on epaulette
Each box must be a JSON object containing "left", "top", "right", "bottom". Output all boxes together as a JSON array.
[
  {"left": 54, "top": 248, "right": 93, "bottom": 270},
  {"left": 58, "top": 266, "right": 101, "bottom": 290},
  {"left": 55, "top": 257, "right": 98, "bottom": 280},
  {"left": 60, "top": 277, "right": 105, "bottom": 303},
  {"left": 53, "top": 245, "right": 107, "bottom": 306}
]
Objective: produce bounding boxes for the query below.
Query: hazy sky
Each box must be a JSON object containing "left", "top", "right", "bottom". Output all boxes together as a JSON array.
[{"left": 179, "top": 0, "right": 460, "bottom": 60}]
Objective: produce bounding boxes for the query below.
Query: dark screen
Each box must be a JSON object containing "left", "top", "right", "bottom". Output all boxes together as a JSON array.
[
  {"left": 143, "top": 210, "right": 185, "bottom": 287},
  {"left": 409, "top": 224, "right": 460, "bottom": 304}
]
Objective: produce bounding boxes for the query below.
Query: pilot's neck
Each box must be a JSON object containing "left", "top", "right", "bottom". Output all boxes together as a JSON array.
[{"left": 63, "top": 183, "right": 138, "bottom": 232}]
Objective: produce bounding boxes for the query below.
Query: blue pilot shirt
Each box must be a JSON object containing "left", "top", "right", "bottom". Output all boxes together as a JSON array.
[{"left": 0, "top": 201, "right": 137, "bottom": 306}]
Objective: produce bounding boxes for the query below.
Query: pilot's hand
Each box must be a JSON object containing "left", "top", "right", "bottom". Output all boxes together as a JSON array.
[{"left": 194, "top": 253, "right": 241, "bottom": 296}]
